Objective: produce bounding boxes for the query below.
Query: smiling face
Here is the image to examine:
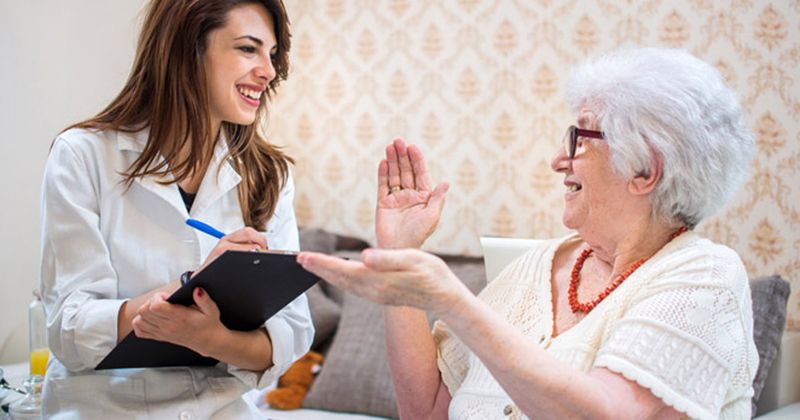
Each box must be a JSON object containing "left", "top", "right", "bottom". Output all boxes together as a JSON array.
[
  {"left": 203, "top": 3, "right": 278, "bottom": 133},
  {"left": 550, "top": 109, "right": 639, "bottom": 238}
]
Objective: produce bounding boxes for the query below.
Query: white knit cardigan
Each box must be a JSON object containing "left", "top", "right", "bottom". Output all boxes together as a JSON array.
[{"left": 434, "top": 232, "right": 758, "bottom": 420}]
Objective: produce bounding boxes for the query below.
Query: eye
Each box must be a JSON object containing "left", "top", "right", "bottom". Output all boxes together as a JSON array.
[{"left": 237, "top": 45, "right": 257, "bottom": 54}]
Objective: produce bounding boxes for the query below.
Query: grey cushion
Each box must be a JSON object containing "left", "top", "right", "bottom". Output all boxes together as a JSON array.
[
  {"left": 749, "top": 275, "right": 790, "bottom": 415},
  {"left": 304, "top": 291, "right": 399, "bottom": 418},
  {"left": 299, "top": 228, "right": 369, "bottom": 352},
  {"left": 299, "top": 228, "right": 339, "bottom": 254},
  {"left": 306, "top": 284, "right": 341, "bottom": 351},
  {"left": 298, "top": 228, "right": 362, "bottom": 309},
  {"left": 303, "top": 254, "right": 486, "bottom": 419},
  {"left": 299, "top": 228, "right": 342, "bottom": 351}
]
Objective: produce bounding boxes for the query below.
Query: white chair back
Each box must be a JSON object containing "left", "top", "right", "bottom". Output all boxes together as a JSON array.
[{"left": 480, "top": 237, "right": 543, "bottom": 283}]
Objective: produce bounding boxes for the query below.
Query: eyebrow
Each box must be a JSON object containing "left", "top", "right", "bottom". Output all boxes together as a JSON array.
[{"left": 234, "top": 35, "right": 263, "bottom": 45}]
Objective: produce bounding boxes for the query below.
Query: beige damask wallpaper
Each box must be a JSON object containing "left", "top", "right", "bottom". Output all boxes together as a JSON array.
[{"left": 267, "top": 0, "right": 800, "bottom": 331}]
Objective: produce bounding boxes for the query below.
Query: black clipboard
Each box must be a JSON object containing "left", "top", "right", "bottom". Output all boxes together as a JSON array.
[{"left": 95, "top": 250, "right": 319, "bottom": 370}]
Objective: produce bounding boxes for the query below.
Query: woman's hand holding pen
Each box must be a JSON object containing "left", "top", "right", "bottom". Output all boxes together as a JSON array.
[
  {"left": 128, "top": 226, "right": 274, "bottom": 366},
  {"left": 128, "top": 227, "right": 266, "bottom": 349},
  {"left": 193, "top": 227, "right": 268, "bottom": 276},
  {"left": 375, "top": 139, "right": 449, "bottom": 249}
]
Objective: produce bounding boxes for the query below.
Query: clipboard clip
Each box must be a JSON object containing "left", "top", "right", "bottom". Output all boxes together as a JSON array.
[{"left": 253, "top": 249, "right": 299, "bottom": 256}]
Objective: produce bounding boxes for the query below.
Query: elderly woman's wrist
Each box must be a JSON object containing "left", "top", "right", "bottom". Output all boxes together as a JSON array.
[
  {"left": 432, "top": 283, "right": 472, "bottom": 321},
  {"left": 377, "top": 239, "right": 424, "bottom": 249}
]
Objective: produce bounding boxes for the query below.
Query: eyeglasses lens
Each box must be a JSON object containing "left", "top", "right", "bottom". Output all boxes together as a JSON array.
[{"left": 563, "top": 126, "right": 576, "bottom": 158}]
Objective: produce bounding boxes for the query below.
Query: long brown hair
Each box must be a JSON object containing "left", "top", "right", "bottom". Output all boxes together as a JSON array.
[{"left": 68, "top": 0, "right": 293, "bottom": 230}]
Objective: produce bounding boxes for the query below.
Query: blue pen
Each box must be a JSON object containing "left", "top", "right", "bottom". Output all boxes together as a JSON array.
[{"left": 186, "top": 219, "right": 226, "bottom": 239}]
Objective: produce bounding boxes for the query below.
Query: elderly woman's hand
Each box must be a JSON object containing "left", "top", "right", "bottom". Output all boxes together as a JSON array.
[
  {"left": 298, "top": 248, "right": 470, "bottom": 316},
  {"left": 376, "top": 139, "right": 449, "bottom": 249}
]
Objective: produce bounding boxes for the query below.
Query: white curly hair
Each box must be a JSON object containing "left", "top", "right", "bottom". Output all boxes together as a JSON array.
[{"left": 566, "top": 47, "right": 755, "bottom": 228}]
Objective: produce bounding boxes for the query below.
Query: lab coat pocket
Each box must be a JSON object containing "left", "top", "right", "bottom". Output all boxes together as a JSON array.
[{"left": 49, "top": 374, "right": 146, "bottom": 419}]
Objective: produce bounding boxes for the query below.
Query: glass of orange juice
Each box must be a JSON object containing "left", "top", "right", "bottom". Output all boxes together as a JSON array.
[
  {"left": 29, "top": 291, "right": 49, "bottom": 378},
  {"left": 9, "top": 291, "right": 49, "bottom": 419},
  {"left": 30, "top": 348, "right": 49, "bottom": 378}
]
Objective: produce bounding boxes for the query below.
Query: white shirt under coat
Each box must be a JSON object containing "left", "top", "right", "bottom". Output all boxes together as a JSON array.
[{"left": 39, "top": 127, "right": 313, "bottom": 419}]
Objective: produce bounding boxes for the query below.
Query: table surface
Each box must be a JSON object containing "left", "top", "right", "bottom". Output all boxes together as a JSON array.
[{"left": 0, "top": 363, "right": 384, "bottom": 419}]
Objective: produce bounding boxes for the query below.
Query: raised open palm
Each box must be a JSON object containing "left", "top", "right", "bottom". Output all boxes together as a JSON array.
[{"left": 376, "top": 139, "right": 448, "bottom": 249}]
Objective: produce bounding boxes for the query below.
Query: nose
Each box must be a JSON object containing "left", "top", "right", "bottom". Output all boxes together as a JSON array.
[
  {"left": 254, "top": 55, "right": 276, "bottom": 84},
  {"left": 550, "top": 146, "right": 570, "bottom": 174}
]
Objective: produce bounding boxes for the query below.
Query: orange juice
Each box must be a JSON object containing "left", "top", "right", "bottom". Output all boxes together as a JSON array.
[{"left": 30, "top": 347, "right": 49, "bottom": 377}]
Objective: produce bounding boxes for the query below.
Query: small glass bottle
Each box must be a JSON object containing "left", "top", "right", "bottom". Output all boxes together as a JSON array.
[
  {"left": 27, "top": 291, "right": 48, "bottom": 381},
  {"left": 8, "top": 291, "right": 49, "bottom": 419}
]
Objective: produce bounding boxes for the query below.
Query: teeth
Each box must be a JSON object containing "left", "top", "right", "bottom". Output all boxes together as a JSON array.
[
  {"left": 237, "top": 87, "right": 261, "bottom": 100},
  {"left": 567, "top": 184, "right": 579, "bottom": 192}
]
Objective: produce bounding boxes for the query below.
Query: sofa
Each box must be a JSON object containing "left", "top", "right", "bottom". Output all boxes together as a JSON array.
[{"left": 255, "top": 230, "right": 799, "bottom": 419}]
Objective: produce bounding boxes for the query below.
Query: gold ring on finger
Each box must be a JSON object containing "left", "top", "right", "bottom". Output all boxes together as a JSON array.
[{"left": 390, "top": 186, "right": 402, "bottom": 193}]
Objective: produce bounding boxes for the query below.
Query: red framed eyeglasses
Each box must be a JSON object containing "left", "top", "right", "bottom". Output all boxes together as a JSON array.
[{"left": 563, "top": 125, "right": 604, "bottom": 159}]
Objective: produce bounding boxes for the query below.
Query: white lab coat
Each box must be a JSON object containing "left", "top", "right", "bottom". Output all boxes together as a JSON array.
[{"left": 39, "top": 127, "right": 313, "bottom": 419}]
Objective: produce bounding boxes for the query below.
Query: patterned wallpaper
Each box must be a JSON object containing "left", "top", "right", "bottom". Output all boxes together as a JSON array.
[{"left": 266, "top": 0, "right": 800, "bottom": 331}]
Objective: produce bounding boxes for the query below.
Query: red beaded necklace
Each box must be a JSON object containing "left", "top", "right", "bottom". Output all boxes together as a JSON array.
[{"left": 568, "top": 226, "right": 689, "bottom": 314}]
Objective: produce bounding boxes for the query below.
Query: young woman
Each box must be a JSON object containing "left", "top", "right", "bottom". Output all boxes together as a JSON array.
[{"left": 40, "top": 1, "right": 312, "bottom": 417}]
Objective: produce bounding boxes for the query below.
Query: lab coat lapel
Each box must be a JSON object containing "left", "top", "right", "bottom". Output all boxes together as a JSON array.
[
  {"left": 190, "top": 134, "right": 242, "bottom": 218},
  {"left": 116, "top": 129, "right": 188, "bottom": 218}
]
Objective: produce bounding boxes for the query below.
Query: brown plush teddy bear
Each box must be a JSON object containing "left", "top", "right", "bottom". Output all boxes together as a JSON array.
[{"left": 266, "top": 351, "right": 324, "bottom": 410}]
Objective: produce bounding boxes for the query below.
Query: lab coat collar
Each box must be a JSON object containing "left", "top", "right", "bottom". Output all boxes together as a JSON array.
[
  {"left": 191, "top": 134, "right": 242, "bottom": 217},
  {"left": 116, "top": 128, "right": 242, "bottom": 219},
  {"left": 115, "top": 127, "right": 149, "bottom": 152}
]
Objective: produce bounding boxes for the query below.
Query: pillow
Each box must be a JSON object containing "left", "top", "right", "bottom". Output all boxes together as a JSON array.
[
  {"left": 298, "top": 227, "right": 370, "bottom": 254},
  {"left": 749, "top": 274, "right": 790, "bottom": 415},
  {"left": 298, "top": 228, "right": 342, "bottom": 351},
  {"left": 299, "top": 228, "right": 369, "bottom": 352},
  {"left": 299, "top": 227, "right": 338, "bottom": 254},
  {"left": 303, "top": 253, "right": 486, "bottom": 419},
  {"left": 304, "top": 291, "right": 399, "bottom": 418},
  {"left": 306, "top": 284, "right": 341, "bottom": 352}
]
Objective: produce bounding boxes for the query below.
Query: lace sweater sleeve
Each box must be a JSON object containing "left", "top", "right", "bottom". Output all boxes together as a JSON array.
[
  {"left": 432, "top": 319, "right": 469, "bottom": 396},
  {"left": 594, "top": 241, "right": 758, "bottom": 420}
]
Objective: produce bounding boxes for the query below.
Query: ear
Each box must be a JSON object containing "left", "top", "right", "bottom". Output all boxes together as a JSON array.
[{"left": 628, "top": 152, "right": 662, "bottom": 196}]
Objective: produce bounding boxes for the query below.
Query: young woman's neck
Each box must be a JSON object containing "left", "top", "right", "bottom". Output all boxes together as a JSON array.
[{"left": 173, "top": 122, "right": 221, "bottom": 194}]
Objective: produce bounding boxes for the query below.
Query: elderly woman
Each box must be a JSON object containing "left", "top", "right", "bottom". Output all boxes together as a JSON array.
[{"left": 298, "top": 48, "right": 758, "bottom": 419}]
